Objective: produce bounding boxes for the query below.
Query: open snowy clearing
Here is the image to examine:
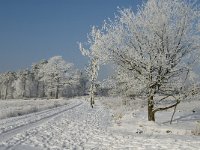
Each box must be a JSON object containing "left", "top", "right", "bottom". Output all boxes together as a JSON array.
[{"left": 0, "top": 97, "right": 199, "bottom": 149}]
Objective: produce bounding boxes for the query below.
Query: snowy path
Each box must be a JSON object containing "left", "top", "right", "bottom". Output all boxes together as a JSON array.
[
  {"left": 0, "top": 100, "right": 83, "bottom": 142},
  {"left": 0, "top": 100, "right": 79, "bottom": 135},
  {"left": 0, "top": 98, "right": 199, "bottom": 150}
]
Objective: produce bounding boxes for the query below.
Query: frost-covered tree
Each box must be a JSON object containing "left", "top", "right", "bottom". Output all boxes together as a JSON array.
[
  {"left": 0, "top": 58, "right": 88, "bottom": 100},
  {"left": 32, "top": 60, "right": 48, "bottom": 97},
  {"left": 38, "top": 56, "right": 75, "bottom": 99},
  {"left": 78, "top": 72, "right": 89, "bottom": 96},
  {"left": 15, "top": 70, "right": 34, "bottom": 98},
  {"left": 0, "top": 72, "right": 16, "bottom": 99},
  {"left": 80, "top": 0, "right": 200, "bottom": 121},
  {"left": 80, "top": 28, "right": 103, "bottom": 107},
  {"left": 0, "top": 56, "right": 87, "bottom": 100},
  {"left": 12, "top": 69, "right": 39, "bottom": 98}
]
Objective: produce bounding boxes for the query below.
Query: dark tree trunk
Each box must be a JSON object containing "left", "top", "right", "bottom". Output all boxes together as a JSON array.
[
  {"left": 22, "top": 81, "right": 26, "bottom": 97},
  {"left": 4, "top": 85, "right": 8, "bottom": 99},
  {"left": 55, "top": 86, "right": 59, "bottom": 99},
  {"left": 55, "top": 78, "right": 59, "bottom": 99},
  {"left": 42, "top": 83, "right": 45, "bottom": 97},
  {"left": 148, "top": 95, "right": 155, "bottom": 121},
  {"left": 29, "top": 88, "right": 31, "bottom": 98},
  {"left": 36, "top": 81, "right": 39, "bottom": 97},
  {"left": 90, "top": 96, "right": 94, "bottom": 108},
  {"left": 50, "top": 91, "right": 53, "bottom": 98}
]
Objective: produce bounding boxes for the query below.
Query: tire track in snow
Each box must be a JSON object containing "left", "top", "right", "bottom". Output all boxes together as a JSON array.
[
  {"left": 0, "top": 101, "right": 83, "bottom": 142},
  {"left": 0, "top": 103, "right": 71, "bottom": 134},
  {"left": 0, "top": 104, "right": 68, "bottom": 126},
  {"left": 0, "top": 99, "right": 111, "bottom": 149}
]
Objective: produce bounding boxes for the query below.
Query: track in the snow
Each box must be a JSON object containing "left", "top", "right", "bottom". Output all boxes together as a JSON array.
[{"left": 0, "top": 101, "right": 83, "bottom": 142}]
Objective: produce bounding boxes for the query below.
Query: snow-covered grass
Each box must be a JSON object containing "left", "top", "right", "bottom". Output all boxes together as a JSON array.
[
  {"left": 99, "top": 96, "right": 200, "bottom": 137},
  {"left": 99, "top": 96, "right": 145, "bottom": 124},
  {"left": 0, "top": 98, "right": 68, "bottom": 120}
]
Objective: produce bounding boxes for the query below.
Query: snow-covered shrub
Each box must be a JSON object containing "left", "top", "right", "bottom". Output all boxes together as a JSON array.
[{"left": 192, "top": 121, "right": 200, "bottom": 136}]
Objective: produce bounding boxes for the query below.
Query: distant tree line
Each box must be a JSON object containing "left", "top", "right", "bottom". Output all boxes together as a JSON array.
[{"left": 0, "top": 56, "right": 88, "bottom": 99}]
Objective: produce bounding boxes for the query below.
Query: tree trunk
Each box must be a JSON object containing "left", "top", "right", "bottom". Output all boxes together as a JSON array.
[
  {"left": 22, "top": 81, "right": 26, "bottom": 97},
  {"left": 42, "top": 83, "right": 45, "bottom": 97},
  {"left": 55, "top": 86, "right": 59, "bottom": 99},
  {"left": 90, "top": 90, "right": 95, "bottom": 108},
  {"left": 148, "top": 95, "right": 155, "bottom": 121},
  {"left": 29, "top": 88, "right": 32, "bottom": 98},
  {"left": 90, "top": 96, "right": 95, "bottom": 108},
  {"left": 4, "top": 85, "right": 8, "bottom": 100},
  {"left": 55, "top": 78, "right": 59, "bottom": 99},
  {"left": 50, "top": 91, "right": 53, "bottom": 98},
  {"left": 36, "top": 81, "right": 39, "bottom": 97}
]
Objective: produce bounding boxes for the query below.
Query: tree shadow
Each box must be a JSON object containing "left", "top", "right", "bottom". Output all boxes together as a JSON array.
[{"left": 163, "top": 111, "right": 200, "bottom": 124}]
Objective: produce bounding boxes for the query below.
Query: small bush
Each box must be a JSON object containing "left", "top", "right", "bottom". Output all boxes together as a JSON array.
[
  {"left": 29, "top": 106, "right": 39, "bottom": 113},
  {"left": 191, "top": 121, "right": 200, "bottom": 136},
  {"left": 53, "top": 101, "right": 61, "bottom": 107},
  {"left": 7, "top": 111, "right": 18, "bottom": 118}
]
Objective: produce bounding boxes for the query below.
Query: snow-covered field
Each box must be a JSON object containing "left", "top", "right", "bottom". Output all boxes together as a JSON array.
[
  {"left": 0, "top": 97, "right": 199, "bottom": 149},
  {"left": 0, "top": 99, "right": 68, "bottom": 120}
]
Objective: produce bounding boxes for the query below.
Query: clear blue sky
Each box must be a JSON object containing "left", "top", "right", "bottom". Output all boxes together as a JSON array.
[{"left": 0, "top": 0, "right": 144, "bottom": 74}]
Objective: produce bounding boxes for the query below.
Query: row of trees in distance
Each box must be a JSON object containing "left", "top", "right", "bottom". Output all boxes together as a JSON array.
[{"left": 0, "top": 56, "right": 88, "bottom": 99}]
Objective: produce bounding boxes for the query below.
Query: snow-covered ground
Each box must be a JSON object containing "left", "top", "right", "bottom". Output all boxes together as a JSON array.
[
  {"left": 0, "top": 97, "right": 199, "bottom": 149},
  {"left": 0, "top": 99, "right": 68, "bottom": 119}
]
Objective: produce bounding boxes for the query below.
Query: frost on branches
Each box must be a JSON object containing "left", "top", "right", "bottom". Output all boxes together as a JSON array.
[
  {"left": 79, "top": 27, "right": 103, "bottom": 107},
  {"left": 38, "top": 56, "right": 74, "bottom": 99},
  {"left": 80, "top": 0, "right": 200, "bottom": 121}
]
